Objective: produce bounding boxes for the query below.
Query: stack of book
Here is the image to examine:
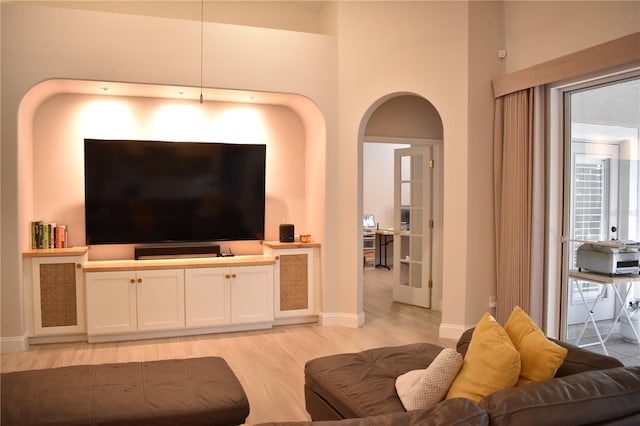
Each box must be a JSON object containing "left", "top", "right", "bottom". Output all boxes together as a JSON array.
[{"left": 30, "top": 221, "right": 68, "bottom": 249}]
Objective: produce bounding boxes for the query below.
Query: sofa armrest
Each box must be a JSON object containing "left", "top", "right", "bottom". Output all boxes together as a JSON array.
[
  {"left": 478, "top": 366, "right": 640, "bottom": 426},
  {"left": 550, "top": 338, "right": 623, "bottom": 376}
]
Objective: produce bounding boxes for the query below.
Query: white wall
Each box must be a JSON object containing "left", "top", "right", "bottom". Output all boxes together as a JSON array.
[
  {"left": 461, "top": 0, "right": 504, "bottom": 327},
  {"left": 362, "top": 142, "right": 408, "bottom": 229},
  {"left": 503, "top": 1, "right": 640, "bottom": 73},
  {"left": 32, "top": 94, "right": 306, "bottom": 260},
  {"left": 336, "top": 0, "right": 472, "bottom": 328}
]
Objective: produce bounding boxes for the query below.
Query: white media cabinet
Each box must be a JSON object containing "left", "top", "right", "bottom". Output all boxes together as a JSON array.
[{"left": 23, "top": 242, "right": 320, "bottom": 344}]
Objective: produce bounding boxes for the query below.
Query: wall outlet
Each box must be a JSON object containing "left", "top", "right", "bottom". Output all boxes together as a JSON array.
[{"left": 489, "top": 296, "right": 497, "bottom": 309}]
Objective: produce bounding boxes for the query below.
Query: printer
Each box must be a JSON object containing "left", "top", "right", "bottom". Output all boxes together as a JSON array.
[{"left": 576, "top": 241, "right": 640, "bottom": 275}]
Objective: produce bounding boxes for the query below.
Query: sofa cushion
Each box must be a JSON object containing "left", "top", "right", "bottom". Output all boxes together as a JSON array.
[
  {"left": 446, "top": 313, "right": 520, "bottom": 403},
  {"left": 304, "top": 343, "right": 444, "bottom": 419},
  {"left": 504, "top": 306, "right": 568, "bottom": 385},
  {"left": 479, "top": 366, "right": 640, "bottom": 426},
  {"left": 395, "top": 348, "right": 463, "bottom": 410}
]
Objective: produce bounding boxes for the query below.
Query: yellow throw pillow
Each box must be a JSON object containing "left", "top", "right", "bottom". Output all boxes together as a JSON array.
[
  {"left": 504, "top": 306, "right": 568, "bottom": 386},
  {"left": 446, "top": 312, "right": 520, "bottom": 403}
]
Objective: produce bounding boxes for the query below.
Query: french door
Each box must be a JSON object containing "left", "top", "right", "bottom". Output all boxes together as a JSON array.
[
  {"left": 392, "top": 146, "right": 432, "bottom": 308},
  {"left": 567, "top": 143, "right": 619, "bottom": 325}
]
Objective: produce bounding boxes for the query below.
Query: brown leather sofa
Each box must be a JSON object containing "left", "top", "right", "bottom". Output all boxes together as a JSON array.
[{"left": 258, "top": 329, "right": 640, "bottom": 426}]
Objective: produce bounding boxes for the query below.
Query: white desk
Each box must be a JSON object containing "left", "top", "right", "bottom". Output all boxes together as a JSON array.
[{"left": 570, "top": 270, "right": 640, "bottom": 355}]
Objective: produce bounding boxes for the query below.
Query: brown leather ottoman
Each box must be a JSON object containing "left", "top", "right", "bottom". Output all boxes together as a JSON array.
[
  {"left": 304, "top": 343, "right": 444, "bottom": 420},
  {"left": 1, "top": 357, "right": 249, "bottom": 426}
]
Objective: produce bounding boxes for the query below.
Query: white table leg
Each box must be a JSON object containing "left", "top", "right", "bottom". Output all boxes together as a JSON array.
[
  {"left": 604, "top": 282, "right": 640, "bottom": 348},
  {"left": 574, "top": 278, "right": 609, "bottom": 355}
]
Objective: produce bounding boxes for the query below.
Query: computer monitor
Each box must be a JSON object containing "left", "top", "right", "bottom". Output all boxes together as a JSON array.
[{"left": 363, "top": 214, "right": 376, "bottom": 229}]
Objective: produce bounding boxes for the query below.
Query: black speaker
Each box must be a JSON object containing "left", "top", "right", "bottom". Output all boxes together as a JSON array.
[{"left": 279, "top": 224, "right": 294, "bottom": 242}]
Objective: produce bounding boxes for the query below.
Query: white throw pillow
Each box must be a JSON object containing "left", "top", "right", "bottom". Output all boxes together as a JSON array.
[{"left": 395, "top": 348, "right": 463, "bottom": 411}]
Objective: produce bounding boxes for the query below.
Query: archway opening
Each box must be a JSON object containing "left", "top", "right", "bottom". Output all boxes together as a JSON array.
[{"left": 358, "top": 93, "right": 444, "bottom": 327}]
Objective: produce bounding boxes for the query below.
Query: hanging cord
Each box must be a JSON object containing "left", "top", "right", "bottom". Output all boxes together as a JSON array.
[{"left": 199, "top": 0, "right": 204, "bottom": 103}]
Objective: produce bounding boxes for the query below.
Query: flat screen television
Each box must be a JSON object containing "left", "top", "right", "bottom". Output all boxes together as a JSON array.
[{"left": 84, "top": 139, "right": 266, "bottom": 245}]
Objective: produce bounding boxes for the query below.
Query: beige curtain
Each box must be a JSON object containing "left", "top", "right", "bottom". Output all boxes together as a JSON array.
[{"left": 494, "top": 87, "right": 545, "bottom": 325}]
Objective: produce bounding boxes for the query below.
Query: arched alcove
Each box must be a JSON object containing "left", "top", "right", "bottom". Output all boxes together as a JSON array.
[
  {"left": 358, "top": 92, "right": 444, "bottom": 322},
  {"left": 8, "top": 79, "right": 329, "bottom": 350},
  {"left": 19, "top": 79, "right": 326, "bottom": 259}
]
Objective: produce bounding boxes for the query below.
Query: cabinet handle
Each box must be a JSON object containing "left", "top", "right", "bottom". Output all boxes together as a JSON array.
[
  {"left": 275, "top": 255, "right": 280, "bottom": 260},
  {"left": 225, "top": 274, "right": 231, "bottom": 279},
  {"left": 130, "top": 278, "right": 135, "bottom": 284},
  {"left": 76, "top": 263, "right": 82, "bottom": 269},
  {"left": 231, "top": 273, "right": 237, "bottom": 279},
  {"left": 137, "top": 278, "right": 142, "bottom": 283}
]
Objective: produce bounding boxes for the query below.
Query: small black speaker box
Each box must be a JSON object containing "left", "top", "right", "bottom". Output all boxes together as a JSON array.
[{"left": 279, "top": 224, "right": 294, "bottom": 242}]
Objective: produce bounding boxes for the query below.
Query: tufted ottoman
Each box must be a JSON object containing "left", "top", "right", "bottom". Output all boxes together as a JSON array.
[
  {"left": 304, "top": 343, "right": 444, "bottom": 420},
  {"left": 1, "top": 356, "right": 249, "bottom": 426}
]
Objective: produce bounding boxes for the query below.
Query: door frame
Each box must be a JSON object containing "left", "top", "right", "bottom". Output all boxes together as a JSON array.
[
  {"left": 546, "top": 68, "right": 640, "bottom": 339},
  {"left": 361, "top": 136, "right": 443, "bottom": 310}
]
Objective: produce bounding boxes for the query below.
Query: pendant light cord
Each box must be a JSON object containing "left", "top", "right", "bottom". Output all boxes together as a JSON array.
[{"left": 199, "top": 0, "right": 204, "bottom": 103}]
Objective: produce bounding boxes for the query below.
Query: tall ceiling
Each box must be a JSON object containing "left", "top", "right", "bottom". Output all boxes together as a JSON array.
[{"left": 12, "top": 1, "right": 333, "bottom": 34}]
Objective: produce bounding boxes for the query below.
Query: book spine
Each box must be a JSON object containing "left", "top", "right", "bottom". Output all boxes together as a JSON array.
[
  {"left": 55, "top": 225, "right": 61, "bottom": 248},
  {"left": 37, "top": 222, "right": 44, "bottom": 249},
  {"left": 30, "top": 222, "right": 37, "bottom": 249},
  {"left": 42, "top": 223, "right": 49, "bottom": 249},
  {"left": 48, "top": 223, "right": 56, "bottom": 249},
  {"left": 60, "top": 225, "right": 68, "bottom": 248}
]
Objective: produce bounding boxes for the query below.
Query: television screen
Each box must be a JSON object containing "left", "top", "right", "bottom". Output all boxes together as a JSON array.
[{"left": 84, "top": 139, "right": 266, "bottom": 245}]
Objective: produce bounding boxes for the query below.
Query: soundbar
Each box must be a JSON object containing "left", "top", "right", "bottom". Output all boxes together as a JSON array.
[{"left": 134, "top": 244, "right": 221, "bottom": 260}]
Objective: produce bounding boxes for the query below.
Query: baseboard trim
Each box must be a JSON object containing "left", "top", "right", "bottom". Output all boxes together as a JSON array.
[
  {"left": 29, "top": 334, "right": 88, "bottom": 345},
  {"left": 273, "top": 315, "right": 319, "bottom": 326},
  {"left": 1, "top": 334, "right": 28, "bottom": 353},
  {"left": 320, "top": 311, "right": 365, "bottom": 328},
  {"left": 87, "top": 322, "right": 274, "bottom": 343},
  {"left": 439, "top": 322, "right": 470, "bottom": 340}
]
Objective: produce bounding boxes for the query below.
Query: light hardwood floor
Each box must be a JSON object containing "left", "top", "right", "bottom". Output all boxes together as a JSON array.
[{"left": 0, "top": 267, "right": 453, "bottom": 424}]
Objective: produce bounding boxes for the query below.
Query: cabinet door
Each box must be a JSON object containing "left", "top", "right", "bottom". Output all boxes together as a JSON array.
[
  {"left": 136, "top": 269, "right": 185, "bottom": 331},
  {"left": 32, "top": 256, "right": 85, "bottom": 335},
  {"left": 274, "top": 248, "right": 314, "bottom": 318},
  {"left": 230, "top": 265, "right": 274, "bottom": 324},
  {"left": 86, "top": 271, "right": 137, "bottom": 335},
  {"left": 185, "top": 268, "right": 230, "bottom": 327}
]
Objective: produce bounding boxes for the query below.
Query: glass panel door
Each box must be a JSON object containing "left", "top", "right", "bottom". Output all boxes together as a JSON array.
[
  {"left": 393, "top": 146, "right": 432, "bottom": 308},
  {"left": 567, "top": 147, "right": 618, "bottom": 325},
  {"left": 562, "top": 77, "right": 640, "bottom": 340}
]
